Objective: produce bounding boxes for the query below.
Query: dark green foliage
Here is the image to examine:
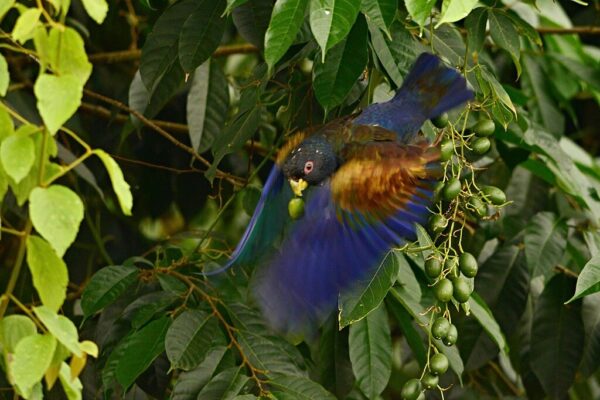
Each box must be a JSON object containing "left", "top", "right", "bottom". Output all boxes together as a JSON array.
[{"left": 1, "top": 0, "right": 599, "bottom": 399}]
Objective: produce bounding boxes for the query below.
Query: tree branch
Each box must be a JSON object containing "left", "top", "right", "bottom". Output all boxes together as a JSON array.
[
  {"left": 88, "top": 44, "right": 259, "bottom": 64},
  {"left": 82, "top": 89, "right": 246, "bottom": 187}
]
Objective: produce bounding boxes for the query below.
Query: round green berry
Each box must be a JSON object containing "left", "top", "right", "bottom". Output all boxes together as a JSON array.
[
  {"left": 443, "top": 324, "right": 458, "bottom": 346},
  {"left": 473, "top": 119, "right": 495, "bottom": 137},
  {"left": 429, "top": 214, "right": 448, "bottom": 234},
  {"left": 440, "top": 139, "right": 454, "bottom": 161},
  {"left": 453, "top": 277, "right": 472, "bottom": 303},
  {"left": 401, "top": 378, "right": 422, "bottom": 400},
  {"left": 425, "top": 258, "right": 442, "bottom": 279},
  {"left": 429, "top": 353, "right": 449, "bottom": 375},
  {"left": 431, "top": 317, "right": 451, "bottom": 340},
  {"left": 459, "top": 253, "right": 478, "bottom": 278},
  {"left": 442, "top": 178, "right": 461, "bottom": 201},
  {"left": 472, "top": 137, "right": 491, "bottom": 154},
  {"left": 432, "top": 113, "right": 449, "bottom": 129},
  {"left": 481, "top": 185, "right": 506, "bottom": 205},
  {"left": 434, "top": 279, "right": 454, "bottom": 303},
  {"left": 421, "top": 372, "right": 439, "bottom": 390},
  {"left": 288, "top": 198, "right": 305, "bottom": 220}
]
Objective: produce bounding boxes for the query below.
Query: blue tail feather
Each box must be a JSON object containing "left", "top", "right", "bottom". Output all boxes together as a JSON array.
[{"left": 354, "top": 53, "right": 473, "bottom": 141}]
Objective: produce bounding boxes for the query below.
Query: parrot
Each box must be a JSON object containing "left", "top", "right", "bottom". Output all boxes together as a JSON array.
[{"left": 213, "top": 53, "right": 473, "bottom": 337}]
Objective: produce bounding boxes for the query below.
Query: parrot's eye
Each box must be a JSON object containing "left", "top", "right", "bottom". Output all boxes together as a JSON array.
[{"left": 304, "top": 161, "right": 314, "bottom": 175}]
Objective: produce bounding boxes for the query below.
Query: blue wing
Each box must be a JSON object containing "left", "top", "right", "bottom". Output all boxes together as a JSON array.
[
  {"left": 354, "top": 52, "right": 473, "bottom": 141},
  {"left": 251, "top": 176, "right": 436, "bottom": 336},
  {"left": 205, "top": 165, "right": 292, "bottom": 275}
]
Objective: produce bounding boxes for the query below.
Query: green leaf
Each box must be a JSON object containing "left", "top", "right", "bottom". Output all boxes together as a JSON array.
[
  {"left": 436, "top": 0, "right": 478, "bottom": 27},
  {"left": 465, "top": 7, "right": 487, "bottom": 54},
  {"left": 522, "top": 54, "right": 564, "bottom": 136},
  {"left": 468, "top": 293, "right": 508, "bottom": 353},
  {"left": 270, "top": 375, "right": 337, "bottom": 400},
  {"left": 179, "top": 0, "right": 226, "bottom": 72},
  {"left": 129, "top": 63, "right": 185, "bottom": 121},
  {"left": 0, "top": 53, "right": 9, "bottom": 96},
  {"left": 232, "top": 0, "right": 272, "bottom": 49},
  {"left": 226, "top": 303, "right": 306, "bottom": 376},
  {"left": 45, "top": 27, "right": 93, "bottom": 85},
  {"left": 524, "top": 212, "right": 568, "bottom": 279},
  {"left": 29, "top": 185, "right": 84, "bottom": 257},
  {"left": 34, "top": 73, "right": 83, "bottom": 135},
  {"left": 367, "top": 20, "right": 421, "bottom": 88},
  {"left": 0, "top": 0, "right": 15, "bottom": 20},
  {"left": 338, "top": 249, "right": 399, "bottom": 327},
  {"left": 80, "top": 265, "right": 138, "bottom": 317},
  {"left": 12, "top": 8, "right": 41, "bottom": 43},
  {"left": 206, "top": 105, "right": 261, "bottom": 182},
  {"left": 33, "top": 306, "right": 82, "bottom": 357},
  {"left": 26, "top": 236, "right": 69, "bottom": 312},
  {"left": 549, "top": 53, "right": 600, "bottom": 91},
  {"left": 385, "top": 298, "right": 427, "bottom": 367},
  {"left": 197, "top": 367, "right": 249, "bottom": 400},
  {"left": 0, "top": 134, "right": 35, "bottom": 183},
  {"left": 405, "top": 0, "right": 435, "bottom": 28},
  {"left": 187, "top": 60, "right": 230, "bottom": 153},
  {"left": 0, "top": 106, "right": 14, "bottom": 141},
  {"left": 140, "top": 0, "right": 198, "bottom": 89},
  {"left": 581, "top": 294, "right": 600, "bottom": 376},
  {"left": 165, "top": 309, "right": 224, "bottom": 370},
  {"left": 360, "top": 0, "right": 396, "bottom": 36},
  {"left": 81, "top": 0, "right": 108, "bottom": 24},
  {"left": 530, "top": 274, "right": 584, "bottom": 399},
  {"left": 264, "top": 0, "right": 309, "bottom": 69},
  {"left": 313, "top": 15, "right": 367, "bottom": 111},
  {"left": 309, "top": 0, "right": 361, "bottom": 59},
  {"left": 171, "top": 346, "right": 228, "bottom": 400},
  {"left": 0, "top": 315, "right": 37, "bottom": 354},
  {"left": 93, "top": 149, "right": 133, "bottom": 215},
  {"left": 226, "top": 0, "right": 249, "bottom": 13},
  {"left": 488, "top": 10, "right": 521, "bottom": 76},
  {"left": 12, "top": 334, "right": 57, "bottom": 398},
  {"left": 115, "top": 316, "right": 171, "bottom": 390},
  {"left": 567, "top": 255, "right": 600, "bottom": 303},
  {"left": 348, "top": 303, "right": 392, "bottom": 399},
  {"left": 58, "top": 362, "right": 83, "bottom": 400},
  {"left": 505, "top": 11, "right": 542, "bottom": 47}
]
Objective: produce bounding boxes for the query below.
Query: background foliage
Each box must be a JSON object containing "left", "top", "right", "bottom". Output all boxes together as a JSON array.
[{"left": 0, "top": 0, "right": 599, "bottom": 399}]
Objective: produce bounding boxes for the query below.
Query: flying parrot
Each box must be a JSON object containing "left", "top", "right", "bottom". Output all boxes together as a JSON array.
[{"left": 214, "top": 53, "right": 473, "bottom": 336}]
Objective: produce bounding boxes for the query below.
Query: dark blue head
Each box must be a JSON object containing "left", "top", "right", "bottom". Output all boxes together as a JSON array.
[{"left": 282, "top": 136, "right": 338, "bottom": 186}]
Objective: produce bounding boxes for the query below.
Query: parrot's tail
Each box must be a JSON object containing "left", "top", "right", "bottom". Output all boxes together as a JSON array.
[{"left": 393, "top": 53, "right": 473, "bottom": 120}]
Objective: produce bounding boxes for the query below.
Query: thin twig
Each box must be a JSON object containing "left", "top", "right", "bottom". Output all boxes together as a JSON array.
[
  {"left": 88, "top": 44, "right": 259, "bottom": 64},
  {"left": 82, "top": 89, "right": 246, "bottom": 186}
]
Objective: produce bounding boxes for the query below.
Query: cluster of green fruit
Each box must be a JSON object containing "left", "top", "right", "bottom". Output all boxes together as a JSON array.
[{"left": 400, "top": 113, "right": 507, "bottom": 399}]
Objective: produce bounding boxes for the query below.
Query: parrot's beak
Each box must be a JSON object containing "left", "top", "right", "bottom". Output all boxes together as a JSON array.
[{"left": 289, "top": 178, "right": 308, "bottom": 197}]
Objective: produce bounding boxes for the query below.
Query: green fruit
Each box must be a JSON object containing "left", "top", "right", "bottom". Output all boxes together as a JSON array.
[
  {"left": 431, "top": 317, "right": 450, "bottom": 339},
  {"left": 401, "top": 378, "right": 422, "bottom": 400},
  {"left": 459, "top": 253, "right": 478, "bottom": 278},
  {"left": 429, "top": 353, "right": 449, "bottom": 375},
  {"left": 432, "top": 113, "right": 449, "bottom": 129},
  {"left": 445, "top": 257, "right": 458, "bottom": 278},
  {"left": 425, "top": 258, "right": 442, "bottom": 279},
  {"left": 442, "top": 178, "right": 461, "bottom": 201},
  {"left": 472, "top": 137, "right": 491, "bottom": 154},
  {"left": 440, "top": 139, "right": 454, "bottom": 161},
  {"left": 443, "top": 324, "right": 458, "bottom": 346},
  {"left": 468, "top": 196, "right": 487, "bottom": 217},
  {"left": 288, "top": 198, "right": 305, "bottom": 220},
  {"left": 421, "top": 372, "right": 439, "bottom": 390},
  {"left": 473, "top": 119, "right": 495, "bottom": 136},
  {"left": 429, "top": 214, "right": 448, "bottom": 234},
  {"left": 433, "top": 181, "right": 445, "bottom": 202},
  {"left": 481, "top": 185, "right": 506, "bottom": 205},
  {"left": 434, "top": 279, "right": 453, "bottom": 303},
  {"left": 453, "top": 277, "right": 472, "bottom": 303}
]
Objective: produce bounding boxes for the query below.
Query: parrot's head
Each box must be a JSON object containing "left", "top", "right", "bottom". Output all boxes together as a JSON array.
[{"left": 282, "top": 136, "right": 338, "bottom": 196}]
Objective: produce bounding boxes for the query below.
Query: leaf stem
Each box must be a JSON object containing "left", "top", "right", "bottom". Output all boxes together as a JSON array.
[{"left": 0, "top": 219, "right": 32, "bottom": 319}]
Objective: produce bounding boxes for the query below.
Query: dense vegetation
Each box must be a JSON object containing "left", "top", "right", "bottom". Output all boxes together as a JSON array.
[{"left": 0, "top": 0, "right": 599, "bottom": 398}]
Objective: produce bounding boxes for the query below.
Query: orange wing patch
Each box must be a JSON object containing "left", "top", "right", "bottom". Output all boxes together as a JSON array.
[
  {"left": 331, "top": 142, "right": 439, "bottom": 218},
  {"left": 276, "top": 131, "right": 309, "bottom": 165}
]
